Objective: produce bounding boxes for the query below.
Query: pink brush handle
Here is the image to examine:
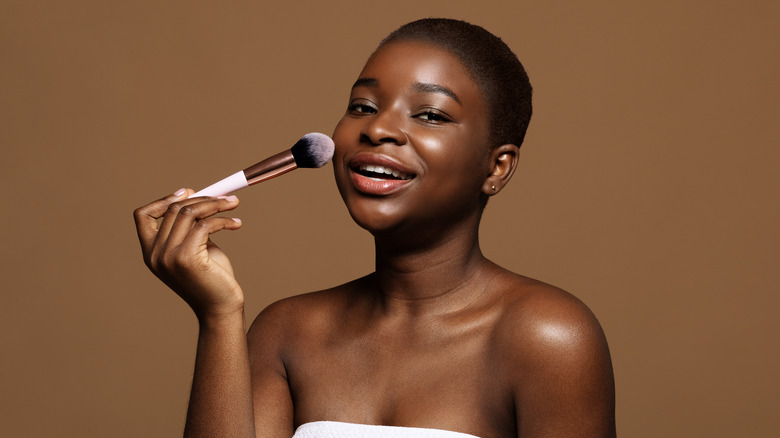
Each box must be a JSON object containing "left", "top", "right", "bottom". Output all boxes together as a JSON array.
[{"left": 191, "top": 170, "right": 248, "bottom": 197}]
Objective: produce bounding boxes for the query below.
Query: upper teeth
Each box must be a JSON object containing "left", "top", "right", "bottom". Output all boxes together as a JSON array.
[{"left": 359, "top": 164, "right": 412, "bottom": 180}]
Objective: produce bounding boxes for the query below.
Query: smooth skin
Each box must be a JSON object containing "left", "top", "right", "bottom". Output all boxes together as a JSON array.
[{"left": 134, "top": 41, "right": 615, "bottom": 438}]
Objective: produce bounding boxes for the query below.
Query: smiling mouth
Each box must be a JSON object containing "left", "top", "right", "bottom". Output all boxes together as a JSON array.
[{"left": 354, "top": 164, "right": 415, "bottom": 181}]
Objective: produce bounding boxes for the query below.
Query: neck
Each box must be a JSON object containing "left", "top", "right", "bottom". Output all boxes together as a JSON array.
[{"left": 370, "top": 222, "right": 492, "bottom": 316}]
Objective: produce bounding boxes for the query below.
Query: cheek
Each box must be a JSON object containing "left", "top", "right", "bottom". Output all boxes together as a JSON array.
[
  {"left": 331, "top": 115, "right": 352, "bottom": 147},
  {"left": 420, "top": 131, "right": 489, "bottom": 190},
  {"left": 331, "top": 117, "right": 357, "bottom": 186}
]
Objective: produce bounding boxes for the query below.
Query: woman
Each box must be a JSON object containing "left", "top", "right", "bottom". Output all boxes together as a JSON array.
[{"left": 134, "top": 18, "right": 615, "bottom": 438}]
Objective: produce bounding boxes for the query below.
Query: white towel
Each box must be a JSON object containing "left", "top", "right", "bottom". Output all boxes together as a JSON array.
[{"left": 292, "top": 421, "right": 480, "bottom": 438}]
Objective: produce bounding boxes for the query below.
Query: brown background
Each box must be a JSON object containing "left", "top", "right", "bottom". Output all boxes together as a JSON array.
[{"left": 1, "top": 0, "right": 778, "bottom": 436}]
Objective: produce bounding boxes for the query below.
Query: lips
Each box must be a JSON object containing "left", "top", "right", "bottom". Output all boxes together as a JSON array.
[
  {"left": 347, "top": 153, "right": 417, "bottom": 195},
  {"left": 356, "top": 164, "right": 414, "bottom": 180}
]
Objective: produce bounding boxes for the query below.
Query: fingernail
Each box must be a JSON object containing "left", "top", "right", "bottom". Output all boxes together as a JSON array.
[
  {"left": 232, "top": 218, "right": 242, "bottom": 224},
  {"left": 223, "top": 195, "right": 238, "bottom": 202},
  {"left": 174, "top": 188, "right": 187, "bottom": 197}
]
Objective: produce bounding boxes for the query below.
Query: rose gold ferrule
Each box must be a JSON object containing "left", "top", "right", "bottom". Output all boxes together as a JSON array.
[{"left": 243, "top": 150, "right": 298, "bottom": 185}]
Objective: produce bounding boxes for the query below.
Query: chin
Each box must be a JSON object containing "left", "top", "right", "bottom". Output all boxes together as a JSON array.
[
  {"left": 335, "top": 169, "right": 400, "bottom": 233},
  {"left": 343, "top": 198, "right": 406, "bottom": 236}
]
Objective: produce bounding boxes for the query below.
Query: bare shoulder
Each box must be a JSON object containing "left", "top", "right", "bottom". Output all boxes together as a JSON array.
[
  {"left": 492, "top": 272, "right": 610, "bottom": 365},
  {"left": 244, "top": 278, "right": 368, "bottom": 432},
  {"left": 491, "top": 271, "right": 616, "bottom": 437},
  {"left": 246, "top": 276, "right": 367, "bottom": 352}
]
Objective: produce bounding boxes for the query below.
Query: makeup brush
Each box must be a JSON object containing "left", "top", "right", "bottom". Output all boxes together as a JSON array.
[{"left": 191, "top": 133, "right": 335, "bottom": 197}]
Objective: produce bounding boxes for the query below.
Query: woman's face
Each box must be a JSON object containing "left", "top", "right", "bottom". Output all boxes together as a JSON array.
[{"left": 332, "top": 41, "right": 491, "bottom": 236}]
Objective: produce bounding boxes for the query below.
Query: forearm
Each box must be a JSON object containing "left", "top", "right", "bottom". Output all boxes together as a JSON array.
[{"left": 184, "top": 309, "right": 255, "bottom": 438}]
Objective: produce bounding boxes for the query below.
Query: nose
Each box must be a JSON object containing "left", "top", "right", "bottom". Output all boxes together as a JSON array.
[{"left": 361, "top": 110, "right": 407, "bottom": 146}]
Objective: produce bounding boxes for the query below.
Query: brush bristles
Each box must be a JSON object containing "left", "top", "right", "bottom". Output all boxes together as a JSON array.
[{"left": 290, "top": 133, "right": 335, "bottom": 168}]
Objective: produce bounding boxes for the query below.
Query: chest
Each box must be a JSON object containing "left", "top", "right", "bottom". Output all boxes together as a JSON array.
[{"left": 285, "top": 321, "right": 514, "bottom": 436}]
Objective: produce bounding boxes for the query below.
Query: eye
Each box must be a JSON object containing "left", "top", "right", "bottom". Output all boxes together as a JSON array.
[
  {"left": 414, "top": 109, "right": 452, "bottom": 124},
  {"left": 348, "top": 100, "right": 377, "bottom": 115}
]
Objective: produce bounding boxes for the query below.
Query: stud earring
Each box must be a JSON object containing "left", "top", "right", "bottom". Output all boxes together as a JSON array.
[{"left": 491, "top": 185, "right": 497, "bottom": 191}]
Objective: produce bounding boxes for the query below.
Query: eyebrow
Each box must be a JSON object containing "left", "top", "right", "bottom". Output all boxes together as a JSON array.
[
  {"left": 411, "top": 82, "right": 461, "bottom": 104},
  {"left": 352, "top": 78, "right": 379, "bottom": 89},
  {"left": 351, "top": 78, "right": 461, "bottom": 105}
]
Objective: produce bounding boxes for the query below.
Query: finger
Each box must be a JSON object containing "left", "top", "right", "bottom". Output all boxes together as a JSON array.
[
  {"left": 174, "top": 216, "right": 243, "bottom": 268},
  {"left": 154, "top": 194, "right": 226, "bottom": 255},
  {"left": 134, "top": 188, "right": 191, "bottom": 254},
  {"left": 159, "top": 195, "right": 241, "bottom": 255}
]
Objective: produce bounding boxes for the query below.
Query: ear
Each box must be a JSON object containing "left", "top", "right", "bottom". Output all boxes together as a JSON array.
[{"left": 482, "top": 144, "right": 519, "bottom": 196}]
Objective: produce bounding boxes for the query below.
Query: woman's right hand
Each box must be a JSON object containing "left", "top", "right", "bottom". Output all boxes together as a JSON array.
[{"left": 133, "top": 189, "right": 245, "bottom": 322}]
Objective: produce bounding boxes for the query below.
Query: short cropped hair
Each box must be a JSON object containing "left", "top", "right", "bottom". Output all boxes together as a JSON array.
[{"left": 379, "top": 18, "right": 533, "bottom": 149}]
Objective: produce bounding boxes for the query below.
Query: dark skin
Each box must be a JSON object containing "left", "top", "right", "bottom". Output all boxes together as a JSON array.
[{"left": 134, "top": 41, "right": 615, "bottom": 438}]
